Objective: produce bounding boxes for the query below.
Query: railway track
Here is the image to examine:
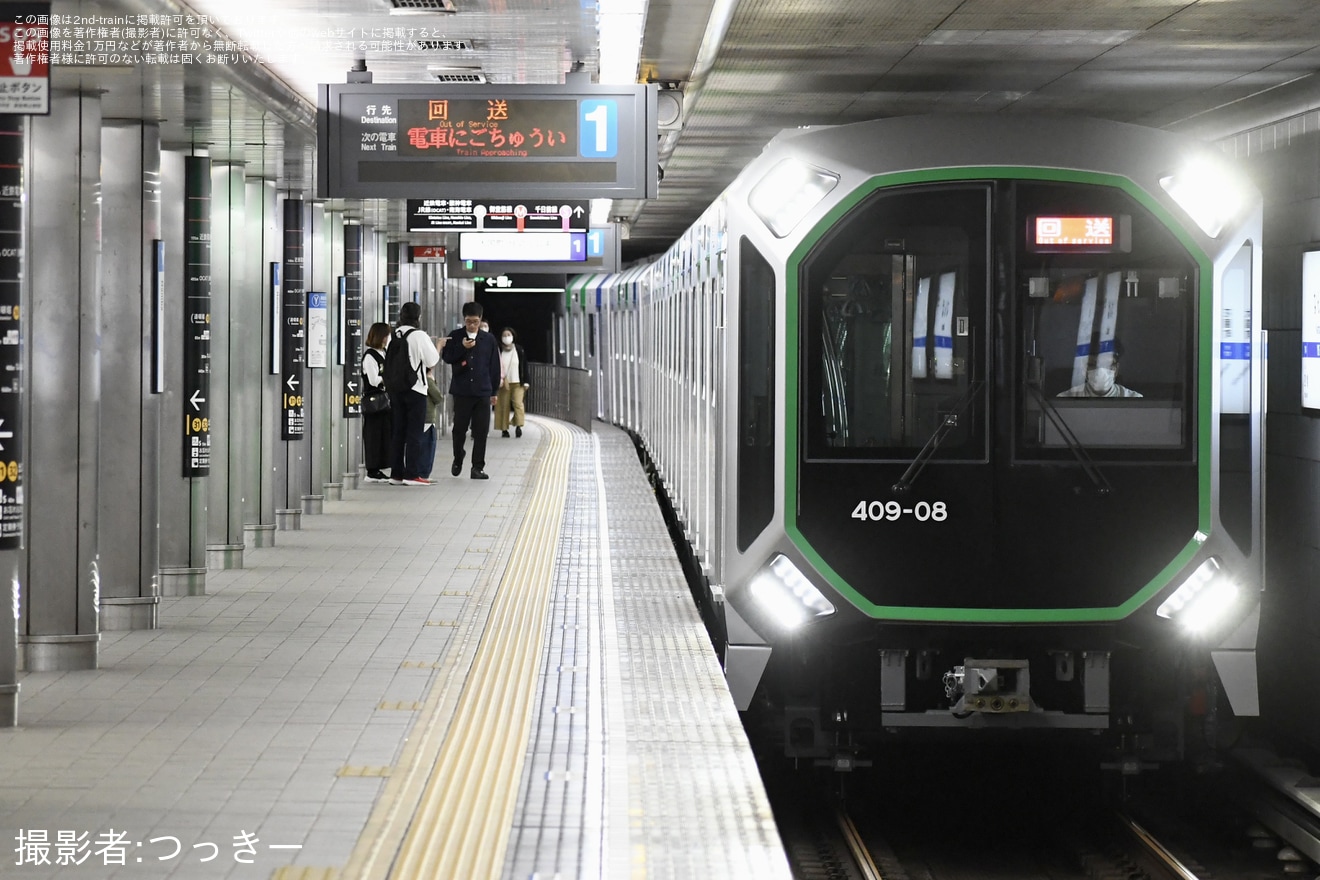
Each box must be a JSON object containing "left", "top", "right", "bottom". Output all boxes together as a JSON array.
[{"left": 766, "top": 742, "right": 1320, "bottom": 880}]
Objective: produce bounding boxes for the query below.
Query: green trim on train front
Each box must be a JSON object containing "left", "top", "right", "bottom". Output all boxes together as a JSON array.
[{"left": 782, "top": 166, "right": 1215, "bottom": 623}]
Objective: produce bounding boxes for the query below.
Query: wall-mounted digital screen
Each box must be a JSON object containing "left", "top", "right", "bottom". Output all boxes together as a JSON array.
[
  {"left": 317, "top": 83, "right": 658, "bottom": 200},
  {"left": 1302, "top": 250, "right": 1320, "bottom": 410},
  {"left": 1028, "top": 215, "right": 1131, "bottom": 253}
]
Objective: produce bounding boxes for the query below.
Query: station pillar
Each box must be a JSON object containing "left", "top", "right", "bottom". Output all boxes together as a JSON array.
[
  {"left": 22, "top": 91, "right": 103, "bottom": 670},
  {"left": 97, "top": 121, "right": 163, "bottom": 630}
]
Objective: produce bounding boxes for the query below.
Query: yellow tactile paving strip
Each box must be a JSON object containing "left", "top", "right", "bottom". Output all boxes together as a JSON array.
[
  {"left": 340, "top": 417, "right": 573, "bottom": 880},
  {"left": 271, "top": 868, "right": 341, "bottom": 880}
]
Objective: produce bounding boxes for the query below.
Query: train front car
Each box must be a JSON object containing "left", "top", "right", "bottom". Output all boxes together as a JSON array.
[{"left": 720, "top": 115, "right": 1264, "bottom": 766}]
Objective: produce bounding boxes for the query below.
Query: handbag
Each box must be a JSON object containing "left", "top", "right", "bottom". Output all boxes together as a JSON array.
[{"left": 361, "top": 389, "right": 390, "bottom": 414}]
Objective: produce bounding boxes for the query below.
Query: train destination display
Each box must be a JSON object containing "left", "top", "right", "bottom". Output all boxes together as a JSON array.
[
  {"left": 317, "top": 83, "right": 658, "bottom": 200},
  {"left": 1028, "top": 214, "right": 1131, "bottom": 253}
]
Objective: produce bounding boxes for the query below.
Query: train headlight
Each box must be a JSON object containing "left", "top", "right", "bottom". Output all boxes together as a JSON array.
[
  {"left": 748, "top": 159, "right": 839, "bottom": 237},
  {"left": 1156, "top": 556, "right": 1241, "bottom": 635},
  {"left": 747, "top": 554, "right": 835, "bottom": 630},
  {"left": 1159, "top": 157, "right": 1252, "bottom": 238}
]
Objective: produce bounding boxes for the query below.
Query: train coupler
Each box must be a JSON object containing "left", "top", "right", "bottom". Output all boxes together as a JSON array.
[{"left": 945, "top": 658, "right": 1034, "bottom": 714}]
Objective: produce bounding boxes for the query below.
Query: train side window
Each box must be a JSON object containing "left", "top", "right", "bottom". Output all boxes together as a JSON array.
[{"left": 737, "top": 237, "right": 776, "bottom": 551}]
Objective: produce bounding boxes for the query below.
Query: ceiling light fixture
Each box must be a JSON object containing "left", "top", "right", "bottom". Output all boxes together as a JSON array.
[
  {"left": 426, "top": 66, "right": 487, "bottom": 83},
  {"left": 598, "top": 0, "right": 646, "bottom": 84},
  {"left": 388, "top": 0, "right": 458, "bottom": 15}
]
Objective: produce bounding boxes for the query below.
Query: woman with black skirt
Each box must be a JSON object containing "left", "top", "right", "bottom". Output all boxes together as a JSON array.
[{"left": 361, "top": 322, "right": 393, "bottom": 482}]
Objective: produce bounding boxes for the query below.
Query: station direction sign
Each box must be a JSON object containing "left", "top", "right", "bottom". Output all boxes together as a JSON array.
[
  {"left": 409, "top": 245, "right": 447, "bottom": 263},
  {"left": 342, "top": 225, "right": 364, "bottom": 419},
  {"left": 317, "top": 83, "right": 659, "bottom": 200},
  {"left": 183, "top": 157, "right": 211, "bottom": 477},
  {"left": 0, "top": 117, "right": 22, "bottom": 546},
  {"left": 407, "top": 199, "right": 589, "bottom": 233}
]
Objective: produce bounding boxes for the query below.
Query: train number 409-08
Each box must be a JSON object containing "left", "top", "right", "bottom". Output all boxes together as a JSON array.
[{"left": 850, "top": 500, "right": 948, "bottom": 522}]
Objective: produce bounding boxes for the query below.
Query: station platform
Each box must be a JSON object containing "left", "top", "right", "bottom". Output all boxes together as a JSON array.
[{"left": 0, "top": 419, "right": 792, "bottom": 879}]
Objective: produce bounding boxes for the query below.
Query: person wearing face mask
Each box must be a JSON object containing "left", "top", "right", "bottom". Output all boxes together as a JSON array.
[
  {"left": 441, "top": 301, "right": 502, "bottom": 479},
  {"left": 1058, "top": 345, "right": 1142, "bottom": 398},
  {"left": 495, "top": 326, "right": 531, "bottom": 438}
]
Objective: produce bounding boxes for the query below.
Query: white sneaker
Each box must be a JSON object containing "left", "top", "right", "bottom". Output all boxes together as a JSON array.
[
  {"left": 402, "top": 477, "right": 434, "bottom": 486},
  {"left": 389, "top": 478, "right": 404, "bottom": 486}
]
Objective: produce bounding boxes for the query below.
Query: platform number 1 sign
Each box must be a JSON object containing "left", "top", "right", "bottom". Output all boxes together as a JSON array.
[{"left": 579, "top": 100, "right": 617, "bottom": 158}]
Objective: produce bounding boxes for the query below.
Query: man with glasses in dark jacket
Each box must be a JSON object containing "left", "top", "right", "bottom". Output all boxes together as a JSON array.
[{"left": 440, "top": 301, "right": 502, "bottom": 479}]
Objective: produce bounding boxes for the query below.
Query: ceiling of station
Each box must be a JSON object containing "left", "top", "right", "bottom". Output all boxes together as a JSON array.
[{"left": 50, "top": 0, "right": 1320, "bottom": 261}]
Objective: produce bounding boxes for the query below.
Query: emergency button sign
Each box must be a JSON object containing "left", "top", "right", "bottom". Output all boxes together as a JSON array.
[{"left": 0, "top": 4, "right": 51, "bottom": 116}]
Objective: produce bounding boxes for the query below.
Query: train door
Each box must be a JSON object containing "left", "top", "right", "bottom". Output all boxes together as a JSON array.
[{"left": 1009, "top": 180, "right": 1200, "bottom": 610}]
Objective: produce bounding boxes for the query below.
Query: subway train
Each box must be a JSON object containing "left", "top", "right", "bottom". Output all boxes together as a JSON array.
[{"left": 569, "top": 114, "right": 1265, "bottom": 766}]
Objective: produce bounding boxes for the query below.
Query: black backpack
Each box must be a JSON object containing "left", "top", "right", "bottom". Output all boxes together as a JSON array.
[{"left": 383, "top": 328, "right": 422, "bottom": 393}]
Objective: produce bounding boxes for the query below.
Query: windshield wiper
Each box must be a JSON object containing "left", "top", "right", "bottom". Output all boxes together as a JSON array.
[
  {"left": 892, "top": 379, "right": 985, "bottom": 496},
  {"left": 1025, "top": 368, "right": 1112, "bottom": 496}
]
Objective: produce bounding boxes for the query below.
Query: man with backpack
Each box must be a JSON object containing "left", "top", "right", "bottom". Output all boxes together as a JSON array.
[{"left": 385, "top": 301, "right": 441, "bottom": 486}]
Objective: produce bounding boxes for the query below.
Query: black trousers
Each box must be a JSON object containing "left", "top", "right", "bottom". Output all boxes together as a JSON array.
[
  {"left": 452, "top": 395, "right": 491, "bottom": 470},
  {"left": 361, "top": 410, "right": 392, "bottom": 472},
  {"left": 389, "top": 389, "right": 428, "bottom": 480}
]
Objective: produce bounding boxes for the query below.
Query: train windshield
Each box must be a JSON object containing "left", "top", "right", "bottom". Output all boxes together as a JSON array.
[
  {"left": 1016, "top": 182, "right": 1196, "bottom": 459},
  {"left": 801, "top": 185, "right": 989, "bottom": 461}
]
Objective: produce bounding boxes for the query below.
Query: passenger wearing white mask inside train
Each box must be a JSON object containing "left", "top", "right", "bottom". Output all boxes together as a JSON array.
[{"left": 1058, "top": 342, "right": 1143, "bottom": 398}]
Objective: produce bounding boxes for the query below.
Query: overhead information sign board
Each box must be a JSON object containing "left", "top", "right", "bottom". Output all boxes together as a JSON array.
[
  {"left": 459, "top": 231, "right": 586, "bottom": 262},
  {"left": 317, "top": 83, "right": 659, "bottom": 200},
  {"left": 407, "top": 198, "right": 588, "bottom": 232},
  {"left": 451, "top": 224, "right": 621, "bottom": 274}
]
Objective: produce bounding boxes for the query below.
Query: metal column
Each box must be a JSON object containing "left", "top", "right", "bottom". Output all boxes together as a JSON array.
[
  {"left": 224, "top": 169, "right": 262, "bottom": 555},
  {"left": 276, "top": 196, "right": 307, "bottom": 531},
  {"left": 98, "top": 121, "right": 162, "bottom": 629},
  {"left": 23, "top": 92, "right": 102, "bottom": 670},
  {"left": 156, "top": 151, "right": 205, "bottom": 597},
  {"left": 247, "top": 177, "right": 278, "bottom": 549},
  {"left": 342, "top": 222, "right": 364, "bottom": 491},
  {"left": 325, "top": 210, "right": 345, "bottom": 500},
  {"left": 205, "top": 161, "right": 246, "bottom": 570},
  {"left": 304, "top": 203, "right": 330, "bottom": 514}
]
